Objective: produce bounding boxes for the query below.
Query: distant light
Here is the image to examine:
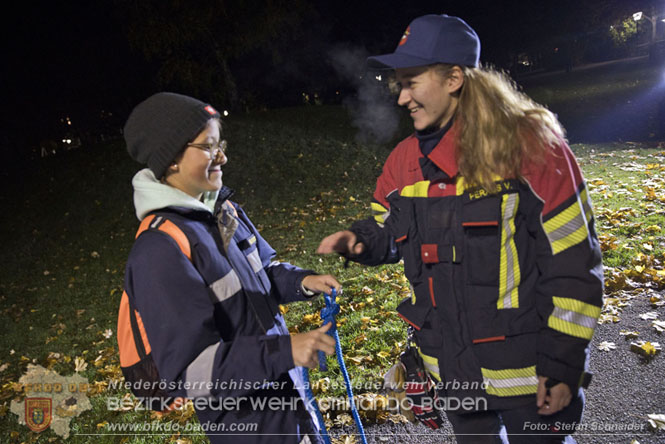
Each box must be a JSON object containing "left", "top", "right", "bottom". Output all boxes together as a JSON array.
[
  {"left": 662, "top": 18, "right": 665, "bottom": 22},
  {"left": 63, "top": 139, "right": 71, "bottom": 144},
  {"left": 223, "top": 110, "right": 229, "bottom": 117},
  {"left": 375, "top": 75, "right": 382, "bottom": 81},
  {"left": 633, "top": 11, "right": 643, "bottom": 21}
]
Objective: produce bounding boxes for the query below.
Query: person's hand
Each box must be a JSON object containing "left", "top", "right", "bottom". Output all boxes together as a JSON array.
[
  {"left": 316, "top": 230, "right": 364, "bottom": 255},
  {"left": 302, "top": 274, "right": 341, "bottom": 295},
  {"left": 536, "top": 376, "right": 572, "bottom": 415},
  {"left": 291, "top": 323, "right": 336, "bottom": 368}
]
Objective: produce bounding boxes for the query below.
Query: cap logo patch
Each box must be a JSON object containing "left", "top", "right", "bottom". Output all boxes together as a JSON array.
[
  {"left": 399, "top": 26, "right": 410, "bottom": 46},
  {"left": 204, "top": 105, "right": 217, "bottom": 115}
]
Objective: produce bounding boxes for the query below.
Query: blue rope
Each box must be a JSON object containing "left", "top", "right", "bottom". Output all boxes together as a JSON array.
[
  {"left": 302, "top": 289, "right": 368, "bottom": 444},
  {"left": 302, "top": 363, "right": 331, "bottom": 444}
]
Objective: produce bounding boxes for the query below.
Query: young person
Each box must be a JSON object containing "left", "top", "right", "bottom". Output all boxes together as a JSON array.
[
  {"left": 120, "top": 92, "right": 340, "bottom": 443},
  {"left": 317, "top": 14, "right": 603, "bottom": 444}
]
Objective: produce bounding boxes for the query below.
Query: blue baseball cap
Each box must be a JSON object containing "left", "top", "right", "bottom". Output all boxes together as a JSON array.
[{"left": 367, "top": 14, "right": 480, "bottom": 69}]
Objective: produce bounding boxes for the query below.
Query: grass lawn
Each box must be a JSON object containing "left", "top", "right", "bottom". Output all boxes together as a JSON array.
[{"left": 1, "top": 61, "right": 664, "bottom": 443}]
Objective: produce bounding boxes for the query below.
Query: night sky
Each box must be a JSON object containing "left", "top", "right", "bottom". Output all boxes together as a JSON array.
[{"left": 0, "top": 0, "right": 649, "bottom": 155}]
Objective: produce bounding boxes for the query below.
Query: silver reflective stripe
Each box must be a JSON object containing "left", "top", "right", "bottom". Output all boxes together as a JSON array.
[
  {"left": 423, "top": 360, "right": 439, "bottom": 378},
  {"left": 485, "top": 375, "right": 538, "bottom": 389},
  {"left": 501, "top": 193, "right": 518, "bottom": 308},
  {"left": 551, "top": 306, "right": 597, "bottom": 329},
  {"left": 185, "top": 342, "right": 219, "bottom": 398},
  {"left": 247, "top": 249, "right": 263, "bottom": 273},
  {"left": 381, "top": 209, "right": 390, "bottom": 223},
  {"left": 150, "top": 216, "right": 163, "bottom": 228},
  {"left": 548, "top": 211, "right": 586, "bottom": 241},
  {"left": 580, "top": 188, "right": 592, "bottom": 219},
  {"left": 209, "top": 270, "right": 242, "bottom": 303}
]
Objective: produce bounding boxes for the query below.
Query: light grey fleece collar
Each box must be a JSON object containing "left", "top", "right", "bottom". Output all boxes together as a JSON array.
[{"left": 132, "top": 168, "right": 220, "bottom": 220}]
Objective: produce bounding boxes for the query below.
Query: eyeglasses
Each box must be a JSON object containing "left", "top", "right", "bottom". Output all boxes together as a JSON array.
[{"left": 187, "top": 140, "right": 228, "bottom": 156}]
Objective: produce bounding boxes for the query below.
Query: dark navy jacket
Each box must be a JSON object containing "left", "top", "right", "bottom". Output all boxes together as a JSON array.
[{"left": 124, "top": 189, "right": 321, "bottom": 443}]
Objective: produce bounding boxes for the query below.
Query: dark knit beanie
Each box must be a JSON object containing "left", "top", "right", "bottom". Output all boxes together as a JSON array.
[{"left": 124, "top": 92, "right": 221, "bottom": 179}]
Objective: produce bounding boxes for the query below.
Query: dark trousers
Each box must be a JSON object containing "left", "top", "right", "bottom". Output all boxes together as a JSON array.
[{"left": 445, "top": 390, "right": 585, "bottom": 444}]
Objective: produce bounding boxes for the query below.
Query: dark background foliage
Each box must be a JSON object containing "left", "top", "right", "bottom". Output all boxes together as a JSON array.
[{"left": 1, "top": 0, "right": 663, "bottom": 165}]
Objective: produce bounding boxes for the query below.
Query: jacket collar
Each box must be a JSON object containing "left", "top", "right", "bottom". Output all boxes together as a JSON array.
[
  {"left": 424, "top": 122, "right": 459, "bottom": 178},
  {"left": 159, "top": 186, "right": 235, "bottom": 221},
  {"left": 132, "top": 168, "right": 230, "bottom": 221}
]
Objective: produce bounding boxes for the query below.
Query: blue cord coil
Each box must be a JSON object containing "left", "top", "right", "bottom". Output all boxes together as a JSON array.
[{"left": 302, "top": 288, "right": 368, "bottom": 444}]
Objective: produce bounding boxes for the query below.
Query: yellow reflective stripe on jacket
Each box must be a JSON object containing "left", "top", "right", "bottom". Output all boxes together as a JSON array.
[
  {"left": 579, "top": 185, "right": 593, "bottom": 223},
  {"left": 543, "top": 196, "right": 589, "bottom": 255},
  {"left": 498, "top": 193, "right": 520, "bottom": 309},
  {"left": 455, "top": 177, "right": 466, "bottom": 196},
  {"left": 400, "top": 180, "right": 431, "bottom": 198},
  {"left": 417, "top": 348, "right": 441, "bottom": 382},
  {"left": 371, "top": 201, "right": 389, "bottom": 224},
  {"left": 481, "top": 366, "right": 538, "bottom": 397},
  {"left": 547, "top": 296, "right": 601, "bottom": 340},
  {"left": 455, "top": 175, "right": 504, "bottom": 197}
]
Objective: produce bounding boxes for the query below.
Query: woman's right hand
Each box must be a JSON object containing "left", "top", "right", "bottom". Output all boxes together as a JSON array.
[
  {"left": 316, "top": 230, "right": 365, "bottom": 255},
  {"left": 291, "top": 322, "right": 336, "bottom": 368}
]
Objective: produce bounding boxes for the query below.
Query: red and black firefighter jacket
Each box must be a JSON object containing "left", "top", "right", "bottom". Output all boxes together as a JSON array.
[{"left": 348, "top": 125, "right": 604, "bottom": 411}]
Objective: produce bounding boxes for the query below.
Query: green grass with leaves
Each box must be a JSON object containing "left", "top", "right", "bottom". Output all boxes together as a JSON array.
[{"left": 1, "top": 102, "right": 664, "bottom": 443}]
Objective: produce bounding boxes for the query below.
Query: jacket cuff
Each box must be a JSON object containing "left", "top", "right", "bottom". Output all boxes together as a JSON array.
[
  {"left": 295, "top": 271, "right": 319, "bottom": 299},
  {"left": 536, "top": 353, "right": 592, "bottom": 390},
  {"left": 348, "top": 226, "right": 382, "bottom": 265}
]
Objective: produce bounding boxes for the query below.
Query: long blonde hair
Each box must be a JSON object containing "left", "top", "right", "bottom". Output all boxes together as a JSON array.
[{"left": 434, "top": 64, "right": 564, "bottom": 191}]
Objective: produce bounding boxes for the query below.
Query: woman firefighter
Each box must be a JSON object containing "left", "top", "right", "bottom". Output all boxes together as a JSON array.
[{"left": 317, "top": 14, "right": 603, "bottom": 444}]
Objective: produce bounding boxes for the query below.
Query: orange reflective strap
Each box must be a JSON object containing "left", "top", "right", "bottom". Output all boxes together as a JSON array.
[
  {"left": 118, "top": 291, "right": 153, "bottom": 367},
  {"left": 136, "top": 214, "right": 156, "bottom": 238},
  {"left": 136, "top": 214, "right": 191, "bottom": 260},
  {"left": 118, "top": 291, "right": 140, "bottom": 367},
  {"left": 158, "top": 220, "right": 192, "bottom": 260},
  {"left": 134, "top": 310, "right": 152, "bottom": 356}
]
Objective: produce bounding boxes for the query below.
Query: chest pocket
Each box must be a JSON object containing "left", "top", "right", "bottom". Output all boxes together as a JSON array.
[
  {"left": 238, "top": 235, "right": 262, "bottom": 273},
  {"left": 413, "top": 198, "right": 459, "bottom": 266},
  {"left": 461, "top": 196, "right": 501, "bottom": 287},
  {"left": 236, "top": 233, "right": 274, "bottom": 298}
]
